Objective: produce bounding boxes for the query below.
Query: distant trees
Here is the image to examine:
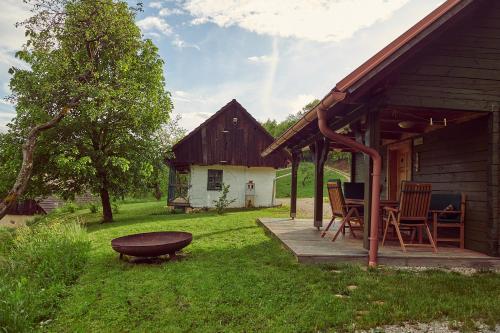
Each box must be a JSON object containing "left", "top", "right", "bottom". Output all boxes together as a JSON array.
[
  {"left": 0, "top": 0, "right": 173, "bottom": 222},
  {"left": 262, "top": 99, "right": 320, "bottom": 138},
  {"left": 261, "top": 99, "right": 350, "bottom": 163}
]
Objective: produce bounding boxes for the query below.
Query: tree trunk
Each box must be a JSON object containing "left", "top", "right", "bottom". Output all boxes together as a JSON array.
[
  {"left": 153, "top": 183, "right": 162, "bottom": 200},
  {"left": 0, "top": 106, "right": 72, "bottom": 220},
  {"left": 100, "top": 187, "right": 113, "bottom": 222}
]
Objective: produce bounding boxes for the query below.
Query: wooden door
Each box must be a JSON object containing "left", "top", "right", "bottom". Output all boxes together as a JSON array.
[{"left": 388, "top": 141, "right": 412, "bottom": 200}]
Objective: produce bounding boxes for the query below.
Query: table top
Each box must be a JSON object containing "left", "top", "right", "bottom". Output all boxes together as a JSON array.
[{"left": 346, "top": 198, "right": 399, "bottom": 207}]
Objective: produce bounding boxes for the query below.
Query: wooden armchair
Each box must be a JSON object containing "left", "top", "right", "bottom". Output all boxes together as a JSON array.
[
  {"left": 430, "top": 193, "right": 466, "bottom": 248},
  {"left": 322, "top": 180, "right": 363, "bottom": 242},
  {"left": 382, "top": 181, "right": 437, "bottom": 252}
]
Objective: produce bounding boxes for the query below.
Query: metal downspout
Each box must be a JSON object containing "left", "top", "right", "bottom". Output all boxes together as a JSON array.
[{"left": 316, "top": 92, "right": 382, "bottom": 267}]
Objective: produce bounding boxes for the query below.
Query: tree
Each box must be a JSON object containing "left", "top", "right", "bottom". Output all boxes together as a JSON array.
[
  {"left": 262, "top": 99, "right": 320, "bottom": 137},
  {"left": 2, "top": 0, "right": 172, "bottom": 222},
  {"left": 148, "top": 114, "right": 186, "bottom": 200}
]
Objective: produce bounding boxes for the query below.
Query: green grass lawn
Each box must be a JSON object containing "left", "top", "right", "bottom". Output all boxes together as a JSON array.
[
  {"left": 39, "top": 200, "right": 500, "bottom": 332},
  {"left": 276, "top": 161, "right": 346, "bottom": 198}
]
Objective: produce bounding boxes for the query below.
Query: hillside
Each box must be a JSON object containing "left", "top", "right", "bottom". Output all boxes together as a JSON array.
[{"left": 275, "top": 162, "right": 347, "bottom": 198}]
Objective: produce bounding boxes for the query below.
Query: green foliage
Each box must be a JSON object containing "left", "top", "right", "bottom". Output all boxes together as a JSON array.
[
  {"left": 212, "top": 184, "right": 236, "bottom": 214},
  {"left": 112, "top": 202, "right": 120, "bottom": 214},
  {"left": 59, "top": 201, "right": 78, "bottom": 213},
  {"left": 0, "top": 227, "right": 15, "bottom": 256},
  {"left": 0, "top": 223, "right": 90, "bottom": 332},
  {"left": 89, "top": 203, "right": 100, "bottom": 214},
  {"left": 2, "top": 0, "right": 173, "bottom": 222},
  {"left": 261, "top": 99, "right": 320, "bottom": 138},
  {"left": 275, "top": 162, "right": 347, "bottom": 198}
]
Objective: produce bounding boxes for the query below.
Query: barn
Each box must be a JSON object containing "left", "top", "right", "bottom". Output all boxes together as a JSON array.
[{"left": 167, "top": 100, "right": 290, "bottom": 209}]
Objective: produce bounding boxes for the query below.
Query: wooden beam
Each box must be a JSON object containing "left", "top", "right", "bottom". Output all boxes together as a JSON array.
[
  {"left": 288, "top": 104, "right": 367, "bottom": 152},
  {"left": 487, "top": 108, "right": 500, "bottom": 256},
  {"left": 290, "top": 149, "right": 301, "bottom": 219},
  {"left": 363, "top": 107, "right": 381, "bottom": 249},
  {"left": 350, "top": 152, "right": 356, "bottom": 182},
  {"left": 311, "top": 137, "right": 330, "bottom": 229}
]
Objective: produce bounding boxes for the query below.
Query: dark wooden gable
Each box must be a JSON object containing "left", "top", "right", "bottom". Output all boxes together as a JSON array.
[
  {"left": 384, "top": 1, "right": 500, "bottom": 112},
  {"left": 170, "top": 100, "right": 290, "bottom": 168}
]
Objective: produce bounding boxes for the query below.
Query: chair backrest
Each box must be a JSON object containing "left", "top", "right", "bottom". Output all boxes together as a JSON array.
[
  {"left": 430, "top": 192, "right": 466, "bottom": 222},
  {"left": 343, "top": 182, "right": 365, "bottom": 200},
  {"left": 327, "top": 180, "right": 347, "bottom": 217},
  {"left": 399, "top": 181, "right": 432, "bottom": 221}
]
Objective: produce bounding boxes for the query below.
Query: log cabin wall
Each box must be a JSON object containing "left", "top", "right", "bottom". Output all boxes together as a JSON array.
[
  {"left": 412, "top": 117, "right": 490, "bottom": 254},
  {"left": 385, "top": 1, "right": 500, "bottom": 112}
]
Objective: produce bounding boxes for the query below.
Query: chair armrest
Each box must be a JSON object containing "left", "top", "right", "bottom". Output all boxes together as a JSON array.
[{"left": 383, "top": 206, "right": 399, "bottom": 212}]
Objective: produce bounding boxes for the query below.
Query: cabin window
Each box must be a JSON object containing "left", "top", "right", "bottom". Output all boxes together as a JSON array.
[{"left": 207, "top": 169, "right": 223, "bottom": 191}]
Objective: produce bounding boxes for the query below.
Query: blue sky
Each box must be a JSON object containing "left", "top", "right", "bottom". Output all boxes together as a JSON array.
[{"left": 0, "top": 0, "right": 445, "bottom": 132}]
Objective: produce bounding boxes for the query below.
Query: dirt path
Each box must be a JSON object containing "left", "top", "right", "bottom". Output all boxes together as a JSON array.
[{"left": 275, "top": 197, "right": 331, "bottom": 219}]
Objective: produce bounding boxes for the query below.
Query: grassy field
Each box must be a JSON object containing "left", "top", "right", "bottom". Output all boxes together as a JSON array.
[
  {"left": 14, "top": 200, "right": 495, "bottom": 332},
  {"left": 276, "top": 161, "right": 346, "bottom": 198}
]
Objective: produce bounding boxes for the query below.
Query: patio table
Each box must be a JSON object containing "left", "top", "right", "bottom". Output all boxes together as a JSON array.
[{"left": 345, "top": 199, "right": 401, "bottom": 240}]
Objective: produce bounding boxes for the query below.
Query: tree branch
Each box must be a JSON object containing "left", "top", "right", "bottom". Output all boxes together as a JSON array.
[{"left": 0, "top": 103, "right": 75, "bottom": 219}]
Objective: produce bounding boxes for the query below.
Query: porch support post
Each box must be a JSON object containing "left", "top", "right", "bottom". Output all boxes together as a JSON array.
[
  {"left": 290, "top": 149, "right": 301, "bottom": 219},
  {"left": 350, "top": 152, "right": 356, "bottom": 182},
  {"left": 363, "top": 108, "right": 381, "bottom": 249},
  {"left": 167, "top": 164, "right": 176, "bottom": 205},
  {"left": 311, "top": 137, "right": 330, "bottom": 229},
  {"left": 488, "top": 106, "right": 500, "bottom": 256}
]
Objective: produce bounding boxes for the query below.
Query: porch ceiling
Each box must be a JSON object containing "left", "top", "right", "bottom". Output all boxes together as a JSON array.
[{"left": 327, "top": 106, "right": 489, "bottom": 151}]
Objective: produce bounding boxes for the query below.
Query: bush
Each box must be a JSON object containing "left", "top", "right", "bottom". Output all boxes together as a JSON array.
[
  {"left": 213, "top": 184, "right": 236, "bottom": 214},
  {"left": 0, "top": 223, "right": 90, "bottom": 332},
  {"left": 112, "top": 202, "right": 120, "bottom": 214},
  {"left": 89, "top": 203, "right": 100, "bottom": 214},
  {"left": 59, "top": 201, "right": 78, "bottom": 213}
]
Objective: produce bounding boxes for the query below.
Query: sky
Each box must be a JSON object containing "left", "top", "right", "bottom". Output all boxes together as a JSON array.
[{"left": 0, "top": 0, "right": 445, "bottom": 132}]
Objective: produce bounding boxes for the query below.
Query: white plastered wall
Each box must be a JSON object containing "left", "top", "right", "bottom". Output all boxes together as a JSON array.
[{"left": 187, "top": 165, "right": 276, "bottom": 208}]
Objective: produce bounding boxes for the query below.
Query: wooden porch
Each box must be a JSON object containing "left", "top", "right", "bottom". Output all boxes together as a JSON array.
[{"left": 258, "top": 217, "right": 500, "bottom": 268}]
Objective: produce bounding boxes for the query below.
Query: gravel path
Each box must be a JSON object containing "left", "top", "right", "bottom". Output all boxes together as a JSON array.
[{"left": 275, "top": 197, "right": 331, "bottom": 219}]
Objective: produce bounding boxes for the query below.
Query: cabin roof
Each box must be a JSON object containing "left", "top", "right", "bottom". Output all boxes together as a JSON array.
[{"left": 262, "top": 0, "right": 476, "bottom": 156}]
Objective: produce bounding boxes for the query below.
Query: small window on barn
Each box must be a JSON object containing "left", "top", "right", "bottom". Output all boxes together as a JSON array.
[{"left": 207, "top": 169, "right": 223, "bottom": 191}]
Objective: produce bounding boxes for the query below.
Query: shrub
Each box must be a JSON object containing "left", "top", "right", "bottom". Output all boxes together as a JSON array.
[
  {"left": 89, "top": 203, "right": 100, "bottom": 214},
  {"left": 59, "top": 201, "right": 78, "bottom": 213},
  {"left": 0, "top": 223, "right": 90, "bottom": 332},
  {"left": 112, "top": 202, "right": 120, "bottom": 214},
  {"left": 213, "top": 184, "right": 236, "bottom": 214}
]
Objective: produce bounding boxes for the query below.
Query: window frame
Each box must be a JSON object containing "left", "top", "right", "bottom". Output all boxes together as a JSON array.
[{"left": 207, "top": 169, "right": 223, "bottom": 191}]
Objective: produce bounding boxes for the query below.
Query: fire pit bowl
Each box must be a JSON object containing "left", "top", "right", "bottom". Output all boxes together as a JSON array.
[{"left": 111, "top": 231, "right": 192, "bottom": 261}]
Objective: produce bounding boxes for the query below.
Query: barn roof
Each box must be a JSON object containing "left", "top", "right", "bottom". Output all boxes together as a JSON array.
[
  {"left": 170, "top": 99, "right": 290, "bottom": 169},
  {"left": 261, "top": 0, "right": 476, "bottom": 156}
]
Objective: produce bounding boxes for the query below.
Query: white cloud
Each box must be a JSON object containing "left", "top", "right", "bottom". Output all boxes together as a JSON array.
[
  {"left": 288, "top": 94, "right": 317, "bottom": 113},
  {"left": 247, "top": 55, "right": 274, "bottom": 63},
  {"left": 184, "top": 0, "right": 409, "bottom": 43},
  {"left": 149, "top": 1, "right": 163, "bottom": 9},
  {"left": 136, "top": 16, "right": 173, "bottom": 36},
  {"left": 159, "top": 7, "right": 185, "bottom": 16},
  {"left": 172, "top": 35, "right": 200, "bottom": 50}
]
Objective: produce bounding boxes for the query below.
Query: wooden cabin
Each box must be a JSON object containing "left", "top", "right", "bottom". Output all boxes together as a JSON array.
[
  {"left": 167, "top": 100, "right": 290, "bottom": 209},
  {"left": 262, "top": 0, "right": 500, "bottom": 258}
]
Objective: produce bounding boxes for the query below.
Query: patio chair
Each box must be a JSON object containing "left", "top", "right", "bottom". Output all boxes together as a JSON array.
[
  {"left": 343, "top": 182, "right": 365, "bottom": 216},
  {"left": 430, "top": 193, "right": 466, "bottom": 249},
  {"left": 382, "top": 181, "right": 437, "bottom": 252},
  {"left": 322, "top": 180, "right": 363, "bottom": 241}
]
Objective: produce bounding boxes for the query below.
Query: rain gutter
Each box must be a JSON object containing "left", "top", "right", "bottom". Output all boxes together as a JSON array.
[{"left": 315, "top": 91, "right": 382, "bottom": 267}]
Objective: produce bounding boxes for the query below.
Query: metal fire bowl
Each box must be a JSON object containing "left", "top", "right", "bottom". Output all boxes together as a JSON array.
[{"left": 111, "top": 231, "right": 192, "bottom": 258}]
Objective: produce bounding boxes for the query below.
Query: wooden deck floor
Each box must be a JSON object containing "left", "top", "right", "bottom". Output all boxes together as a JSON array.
[{"left": 258, "top": 218, "right": 500, "bottom": 268}]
